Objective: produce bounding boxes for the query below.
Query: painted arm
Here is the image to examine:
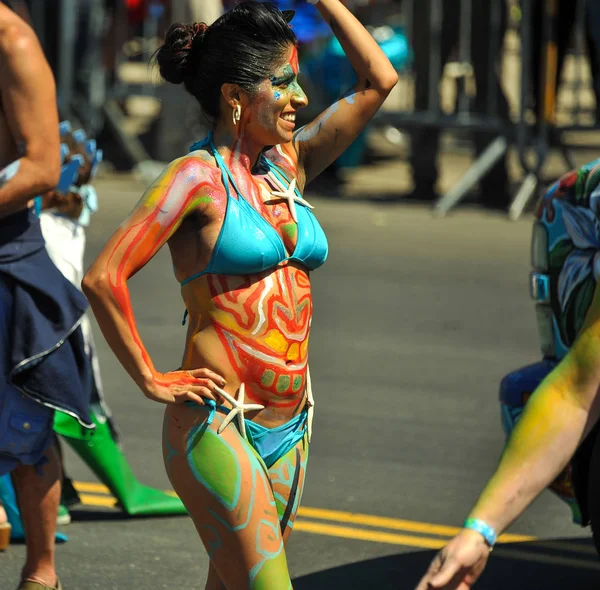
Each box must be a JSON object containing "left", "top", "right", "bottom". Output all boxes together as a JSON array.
[
  {"left": 294, "top": 0, "right": 398, "bottom": 183},
  {"left": 82, "top": 158, "right": 226, "bottom": 405},
  {"left": 416, "top": 285, "right": 600, "bottom": 589},
  {"left": 0, "top": 9, "right": 60, "bottom": 216}
]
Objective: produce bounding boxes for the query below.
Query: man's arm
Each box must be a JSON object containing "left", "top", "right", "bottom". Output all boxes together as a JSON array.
[{"left": 0, "top": 8, "right": 59, "bottom": 217}]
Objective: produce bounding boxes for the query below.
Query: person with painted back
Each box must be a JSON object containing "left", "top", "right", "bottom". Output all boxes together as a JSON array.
[{"left": 82, "top": 1, "right": 397, "bottom": 587}]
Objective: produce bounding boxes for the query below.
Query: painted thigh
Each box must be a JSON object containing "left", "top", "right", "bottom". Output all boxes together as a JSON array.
[
  {"left": 163, "top": 406, "right": 293, "bottom": 590},
  {"left": 269, "top": 434, "right": 309, "bottom": 545}
]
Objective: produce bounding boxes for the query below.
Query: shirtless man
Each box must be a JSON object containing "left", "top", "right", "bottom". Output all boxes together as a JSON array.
[{"left": 0, "top": 5, "right": 76, "bottom": 590}]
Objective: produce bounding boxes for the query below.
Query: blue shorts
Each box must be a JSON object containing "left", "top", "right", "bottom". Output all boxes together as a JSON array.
[{"left": 0, "top": 274, "right": 55, "bottom": 474}]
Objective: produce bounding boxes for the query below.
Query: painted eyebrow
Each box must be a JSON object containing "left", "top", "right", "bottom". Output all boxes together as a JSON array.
[{"left": 270, "top": 72, "right": 295, "bottom": 86}]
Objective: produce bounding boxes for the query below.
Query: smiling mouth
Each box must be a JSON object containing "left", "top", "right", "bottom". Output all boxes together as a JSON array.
[{"left": 280, "top": 113, "right": 296, "bottom": 124}]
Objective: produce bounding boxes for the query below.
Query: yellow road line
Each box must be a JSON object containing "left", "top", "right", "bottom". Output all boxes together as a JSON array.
[
  {"left": 294, "top": 522, "right": 599, "bottom": 569},
  {"left": 293, "top": 520, "right": 446, "bottom": 549},
  {"left": 71, "top": 481, "right": 531, "bottom": 544},
  {"left": 72, "top": 481, "right": 599, "bottom": 566},
  {"left": 74, "top": 481, "right": 179, "bottom": 499},
  {"left": 297, "top": 506, "right": 533, "bottom": 544},
  {"left": 78, "top": 493, "right": 117, "bottom": 508},
  {"left": 73, "top": 481, "right": 110, "bottom": 494}
]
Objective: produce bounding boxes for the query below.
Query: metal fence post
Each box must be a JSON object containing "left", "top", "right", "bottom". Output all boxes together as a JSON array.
[
  {"left": 434, "top": 0, "right": 509, "bottom": 216},
  {"left": 57, "top": 0, "right": 77, "bottom": 117}
]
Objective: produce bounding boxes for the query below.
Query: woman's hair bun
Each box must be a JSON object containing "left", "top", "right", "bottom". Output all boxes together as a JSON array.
[{"left": 156, "top": 22, "right": 208, "bottom": 85}]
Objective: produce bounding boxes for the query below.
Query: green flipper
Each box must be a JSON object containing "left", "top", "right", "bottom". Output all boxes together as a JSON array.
[{"left": 54, "top": 411, "right": 187, "bottom": 516}]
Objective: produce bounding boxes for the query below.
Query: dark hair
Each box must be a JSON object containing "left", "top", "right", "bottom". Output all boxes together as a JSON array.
[{"left": 155, "top": 2, "right": 297, "bottom": 120}]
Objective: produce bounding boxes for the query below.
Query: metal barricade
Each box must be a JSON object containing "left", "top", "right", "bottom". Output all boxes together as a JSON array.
[
  {"left": 512, "top": 0, "right": 599, "bottom": 219},
  {"left": 25, "top": 0, "right": 169, "bottom": 167},
  {"left": 376, "top": 0, "right": 513, "bottom": 215},
  {"left": 20, "top": 0, "right": 600, "bottom": 190},
  {"left": 377, "top": 0, "right": 600, "bottom": 219}
]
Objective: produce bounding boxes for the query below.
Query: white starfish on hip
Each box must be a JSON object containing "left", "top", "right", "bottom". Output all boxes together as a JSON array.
[
  {"left": 268, "top": 172, "right": 314, "bottom": 223},
  {"left": 214, "top": 383, "right": 265, "bottom": 439}
]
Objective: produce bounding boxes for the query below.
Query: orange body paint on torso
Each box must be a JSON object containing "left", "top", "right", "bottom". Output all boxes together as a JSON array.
[{"left": 176, "top": 144, "right": 314, "bottom": 418}]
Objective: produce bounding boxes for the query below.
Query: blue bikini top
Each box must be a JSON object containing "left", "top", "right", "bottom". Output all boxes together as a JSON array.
[{"left": 180, "top": 134, "right": 328, "bottom": 286}]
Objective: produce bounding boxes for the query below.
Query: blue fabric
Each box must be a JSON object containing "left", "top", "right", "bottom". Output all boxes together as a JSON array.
[
  {"left": 245, "top": 409, "right": 307, "bottom": 468},
  {"left": 0, "top": 274, "right": 55, "bottom": 473},
  {"left": 0, "top": 474, "right": 68, "bottom": 542},
  {"left": 0, "top": 209, "right": 93, "bottom": 428},
  {"left": 0, "top": 389, "right": 55, "bottom": 474},
  {"left": 186, "top": 399, "right": 307, "bottom": 468},
  {"left": 499, "top": 359, "right": 557, "bottom": 408},
  {"left": 181, "top": 135, "right": 328, "bottom": 286}
]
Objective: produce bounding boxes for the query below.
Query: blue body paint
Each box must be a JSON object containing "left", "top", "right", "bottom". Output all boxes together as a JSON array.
[
  {"left": 0, "top": 159, "right": 21, "bottom": 187},
  {"left": 295, "top": 102, "right": 340, "bottom": 142}
]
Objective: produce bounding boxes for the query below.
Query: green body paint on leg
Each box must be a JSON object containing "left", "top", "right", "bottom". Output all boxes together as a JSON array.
[
  {"left": 186, "top": 426, "right": 242, "bottom": 511},
  {"left": 250, "top": 551, "right": 292, "bottom": 590}
]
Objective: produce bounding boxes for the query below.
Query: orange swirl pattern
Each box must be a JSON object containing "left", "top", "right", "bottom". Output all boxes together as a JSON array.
[{"left": 208, "top": 266, "right": 312, "bottom": 407}]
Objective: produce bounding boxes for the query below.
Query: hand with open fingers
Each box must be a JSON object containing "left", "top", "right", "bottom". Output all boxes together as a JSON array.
[
  {"left": 144, "top": 368, "right": 227, "bottom": 406},
  {"left": 415, "top": 530, "right": 491, "bottom": 590}
]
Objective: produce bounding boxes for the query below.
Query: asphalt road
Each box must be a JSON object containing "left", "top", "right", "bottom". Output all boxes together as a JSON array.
[{"left": 3, "top": 173, "right": 600, "bottom": 589}]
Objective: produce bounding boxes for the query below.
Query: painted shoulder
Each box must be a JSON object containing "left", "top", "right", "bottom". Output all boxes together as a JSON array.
[
  {"left": 264, "top": 142, "right": 300, "bottom": 178},
  {"left": 164, "top": 152, "right": 220, "bottom": 185}
]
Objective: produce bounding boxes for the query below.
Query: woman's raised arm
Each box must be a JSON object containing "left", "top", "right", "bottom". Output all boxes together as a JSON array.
[
  {"left": 82, "top": 157, "right": 226, "bottom": 405},
  {"left": 294, "top": 0, "right": 398, "bottom": 183}
]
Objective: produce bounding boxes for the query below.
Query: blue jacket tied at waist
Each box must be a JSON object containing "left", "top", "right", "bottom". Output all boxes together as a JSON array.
[{"left": 0, "top": 209, "right": 93, "bottom": 428}]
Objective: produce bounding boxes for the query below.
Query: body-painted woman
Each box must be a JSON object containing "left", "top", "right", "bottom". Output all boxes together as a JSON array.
[{"left": 83, "top": 2, "right": 397, "bottom": 588}]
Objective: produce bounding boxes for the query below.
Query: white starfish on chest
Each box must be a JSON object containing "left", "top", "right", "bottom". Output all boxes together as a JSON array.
[
  {"left": 267, "top": 171, "right": 314, "bottom": 223},
  {"left": 214, "top": 383, "right": 264, "bottom": 440}
]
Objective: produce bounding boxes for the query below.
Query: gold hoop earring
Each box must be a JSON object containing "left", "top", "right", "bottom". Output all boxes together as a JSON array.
[{"left": 232, "top": 105, "right": 241, "bottom": 126}]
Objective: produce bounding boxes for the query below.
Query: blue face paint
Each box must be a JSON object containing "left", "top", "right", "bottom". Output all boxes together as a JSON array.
[
  {"left": 269, "top": 65, "right": 295, "bottom": 87},
  {"left": 274, "top": 91, "right": 282, "bottom": 101}
]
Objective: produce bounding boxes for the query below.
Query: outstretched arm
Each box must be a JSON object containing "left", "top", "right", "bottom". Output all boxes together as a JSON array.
[
  {"left": 416, "top": 284, "right": 600, "bottom": 589},
  {"left": 82, "top": 158, "right": 225, "bottom": 405},
  {"left": 0, "top": 6, "right": 60, "bottom": 216},
  {"left": 294, "top": 0, "right": 398, "bottom": 183}
]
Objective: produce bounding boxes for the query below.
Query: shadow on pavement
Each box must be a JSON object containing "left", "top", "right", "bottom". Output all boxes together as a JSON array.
[
  {"left": 293, "top": 537, "right": 600, "bottom": 590},
  {"left": 68, "top": 507, "right": 187, "bottom": 523}
]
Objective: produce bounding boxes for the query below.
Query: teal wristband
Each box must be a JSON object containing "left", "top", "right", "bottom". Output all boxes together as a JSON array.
[{"left": 463, "top": 518, "right": 497, "bottom": 547}]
